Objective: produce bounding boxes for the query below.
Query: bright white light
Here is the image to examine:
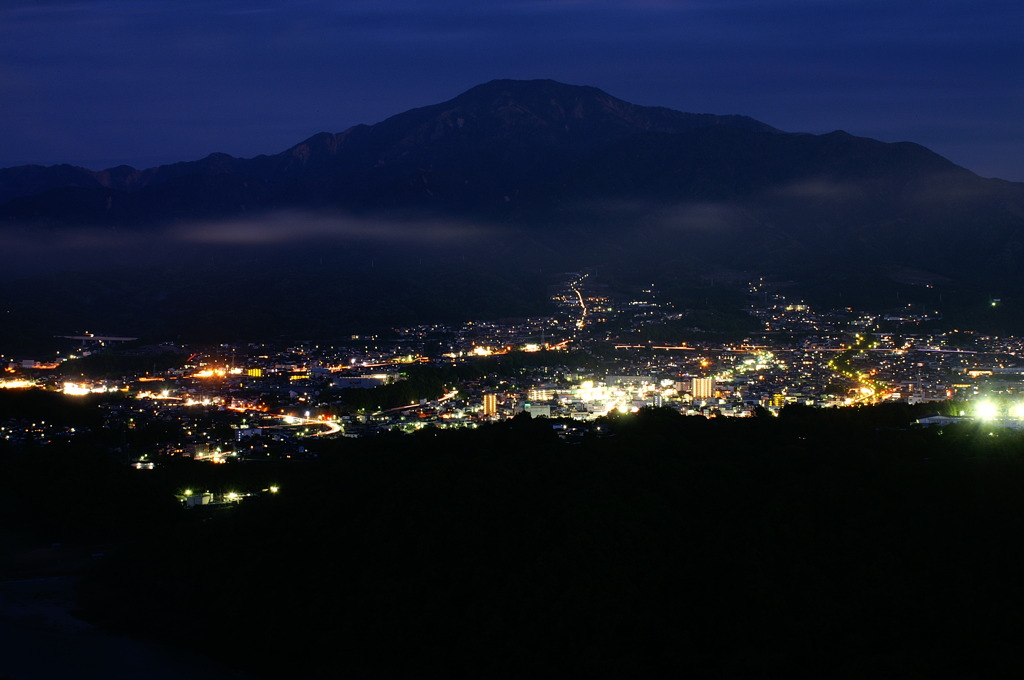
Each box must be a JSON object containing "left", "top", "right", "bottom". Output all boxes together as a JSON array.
[
  {"left": 976, "top": 401, "right": 999, "bottom": 420},
  {"left": 62, "top": 382, "right": 91, "bottom": 396},
  {"left": 1012, "top": 404, "right": 1024, "bottom": 419}
]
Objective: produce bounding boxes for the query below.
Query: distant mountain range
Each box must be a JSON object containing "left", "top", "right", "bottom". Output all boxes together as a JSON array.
[
  {"left": 3, "top": 79, "right": 1024, "bottom": 349},
  {"left": 0, "top": 80, "right": 778, "bottom": 214}
]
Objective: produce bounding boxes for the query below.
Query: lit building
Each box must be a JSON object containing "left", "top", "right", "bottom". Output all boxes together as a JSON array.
[
  {"left": 483, "top": 393, "right": 498, "bottom": 417},
  {"left": 524, "top": 403, "right": 551, "bottom": 418},
  {"left": 691, "top": 377, "right": 715, "bottom": 400}
]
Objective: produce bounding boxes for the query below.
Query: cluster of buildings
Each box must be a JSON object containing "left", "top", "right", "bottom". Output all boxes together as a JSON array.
[{"left": 4, "top": 273, "right": 1024, "bottom": 456}]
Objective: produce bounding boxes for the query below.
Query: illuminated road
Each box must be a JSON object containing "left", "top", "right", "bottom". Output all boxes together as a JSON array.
[
  {"left": 277, "top": 415, "right": 343, "bottom": 437},
  {"left": 229, "top": 405, "right": 344, "bottom": 437},
  {"left": 379, "top": 389, "right": 459, "bottom": 415},
  {"left": 827, "top": 332, "right": 888, "bottom": 403},
  {"left": 552, "top": 274, "right": 589, "bottom": 350},
  {"left": 306, "top": 418, "right": 343, "bottom": 436},
  {"left": 571, "top": 275, "right": 588, "bottom": 330}
]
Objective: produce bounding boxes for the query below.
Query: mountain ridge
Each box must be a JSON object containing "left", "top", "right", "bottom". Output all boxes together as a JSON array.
[
  {"left": 0, "top": 79, "right": 787, "bottom": 209},
  {"left": 2, "top": 78, "right": 1024, "bottom": 321}
]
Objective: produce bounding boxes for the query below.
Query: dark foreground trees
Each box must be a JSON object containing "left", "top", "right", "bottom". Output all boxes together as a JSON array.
[{"left": 53, "top": 409, "right": 1024, "bottom": 677}]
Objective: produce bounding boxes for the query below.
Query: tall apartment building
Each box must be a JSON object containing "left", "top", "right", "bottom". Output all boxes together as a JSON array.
[
  {"left": 482, "top": 393, "right": 498, "bottom": 417},
  {"left": 691, "top": 377, "right": 715, "bottom": 400}
]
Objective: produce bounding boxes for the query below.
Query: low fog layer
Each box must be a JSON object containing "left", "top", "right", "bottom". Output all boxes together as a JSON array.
[{"left": 0, "top": 211, "right": 501, "bottom": 278}]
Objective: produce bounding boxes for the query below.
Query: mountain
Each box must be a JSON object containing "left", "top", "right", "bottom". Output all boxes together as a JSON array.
[
  {"left": 3, "top": 79, "right": 1024, "bottom": 348},
  {"left": 0, "top": 79, "right": 778, "bottom": 218}
]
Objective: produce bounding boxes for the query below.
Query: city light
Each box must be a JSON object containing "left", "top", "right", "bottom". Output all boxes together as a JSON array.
[
  {"left": 1, "top": 271, "right": 1016, "bottom": 451},
  {"left": 62, "top": 382, "right": 108, "bottom": 396},
  {"left": 976, "top": 401, "right": 999, "bottom": 420}
]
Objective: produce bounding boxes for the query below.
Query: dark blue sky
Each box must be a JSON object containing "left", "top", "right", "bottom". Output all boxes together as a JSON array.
[{"left": 3, "top": 0, "right": 1022, "bottom": 180}]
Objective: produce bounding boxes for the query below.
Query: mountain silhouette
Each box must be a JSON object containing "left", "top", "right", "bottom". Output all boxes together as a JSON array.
[{"left": 2, "top": 79, "right": 1024, "bottom": 347}]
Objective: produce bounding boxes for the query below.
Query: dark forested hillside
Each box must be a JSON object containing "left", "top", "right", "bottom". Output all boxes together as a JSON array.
[{"left": 40, "top": 406, "right": 1024, "bottom": 678}]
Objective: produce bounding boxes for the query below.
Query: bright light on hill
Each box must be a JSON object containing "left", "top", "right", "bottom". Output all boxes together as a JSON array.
[{"left": 976, "top": 401, "right": 999, "bottom": 420}]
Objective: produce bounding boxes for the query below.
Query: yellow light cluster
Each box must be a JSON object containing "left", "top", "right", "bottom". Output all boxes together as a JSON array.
[
  {"left": 0, "top": 379, "right": 34, "bottom": 389},
  {"left": 62, "top": 382, "right": 108, "bottom": 396}
]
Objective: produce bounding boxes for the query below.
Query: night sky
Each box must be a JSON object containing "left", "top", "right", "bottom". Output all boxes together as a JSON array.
[{"left": 3, "top": 0, "right": 1022, "bottom": 180}]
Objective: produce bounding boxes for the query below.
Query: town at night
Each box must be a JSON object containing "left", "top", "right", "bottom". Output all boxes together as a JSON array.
[
  {"left": 5, "top": 1, "right": 1024, "bottom": 676},
  {"left": 5, "top": 272, "right": 1022, "bottom": 460}
]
